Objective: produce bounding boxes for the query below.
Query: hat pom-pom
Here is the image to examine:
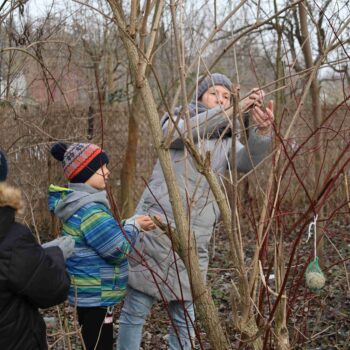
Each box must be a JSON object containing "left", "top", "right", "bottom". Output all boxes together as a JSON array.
[{"left": 51, "top": 143, "right": 67, "bottom": 161}]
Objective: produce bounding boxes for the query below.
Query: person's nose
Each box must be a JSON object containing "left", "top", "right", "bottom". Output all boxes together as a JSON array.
[
  {"left": 104, "top": 167, "right": 110, "bottom": 178},
  {"left": 218, "top": 94, "right": 225, "bottom": 105}
]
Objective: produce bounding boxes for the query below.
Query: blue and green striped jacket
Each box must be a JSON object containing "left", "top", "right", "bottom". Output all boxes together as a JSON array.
[{"left": 48, "top": 184, "right": 138, "bottom": 307}]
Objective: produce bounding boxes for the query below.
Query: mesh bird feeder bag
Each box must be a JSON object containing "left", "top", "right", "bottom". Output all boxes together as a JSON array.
[{"left": 305, "top": 256, "right": 326, "bottom": 292}]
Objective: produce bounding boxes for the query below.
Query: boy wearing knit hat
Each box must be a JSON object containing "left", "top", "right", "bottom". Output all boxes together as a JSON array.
[
  {"left": 49, "top": 142, "right": 155, "bottom": 350},
  {"left": 117, "top": 73, "right": 274, "bottom": 350},
  {"left": 0, "top": 149, "right": 71, "bottom": 350}
]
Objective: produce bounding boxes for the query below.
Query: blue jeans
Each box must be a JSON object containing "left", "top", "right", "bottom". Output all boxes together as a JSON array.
[{"left": 117, "top": 287, "right": 195, "bottom": 350}]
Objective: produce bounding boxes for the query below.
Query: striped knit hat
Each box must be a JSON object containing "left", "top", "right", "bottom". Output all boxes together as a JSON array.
[{"left": 51, "top": 143, "right": 109, "bottom": 183}]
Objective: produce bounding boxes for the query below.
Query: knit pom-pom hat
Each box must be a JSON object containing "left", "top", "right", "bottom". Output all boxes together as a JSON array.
[
  {"left": 0, "top": 150, "right": 8, "bottom": 182},
  {"left": 51, "top": 142, "right": 109, "bottom": 183},
  {"left": 193, "top": 73, "right": 232, "bottom": 101}
]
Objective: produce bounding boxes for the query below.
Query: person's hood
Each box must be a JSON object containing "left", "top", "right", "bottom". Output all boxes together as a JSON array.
[
  {"left": 0, "top": 182, "right": 24, "bottom": 212},
  {"left": 173, "top": 101, "right": 208, "bottom": 120},
  {"left": 160, "top": 101, "right": 208, "bottom": 129},
  {"left": 0, "top": 182, "right": 24, "bottom": 237},
  {"left": 48, "top": 182, "right": 110, "bottom": 222}
]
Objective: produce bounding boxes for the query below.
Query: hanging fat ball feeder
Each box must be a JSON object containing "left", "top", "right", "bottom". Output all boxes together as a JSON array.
[{"left": 304, "top": 215, "right": 326, "bottom": 292}]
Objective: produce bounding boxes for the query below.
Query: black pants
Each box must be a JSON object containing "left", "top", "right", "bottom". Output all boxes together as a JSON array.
[{"left": 77, "top": 307, "right": 113, "bottom": 350}]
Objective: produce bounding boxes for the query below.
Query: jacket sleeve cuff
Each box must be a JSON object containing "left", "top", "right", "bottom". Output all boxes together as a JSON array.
[
  {"left": 123, "top": 216, "right": 141, "bottom": 245},
  {"left": 124, "top": 215, "right": 141, "bottom": 231},
  {"left": 248, "top": 127, "right": 273, "bottom": 154}
]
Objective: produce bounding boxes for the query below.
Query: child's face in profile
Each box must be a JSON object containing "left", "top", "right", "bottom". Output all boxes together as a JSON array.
[
  {"left": 85, "top": 164, "right": 110, "bottom": 190},
  {"left": 201, "top": 85, "right": 231, "bottom": 109}
]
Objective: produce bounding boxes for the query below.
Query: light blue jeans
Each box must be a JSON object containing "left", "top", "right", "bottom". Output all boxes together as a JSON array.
[{"left": 117, "top": 287, "right": 195, "bottom": 350}]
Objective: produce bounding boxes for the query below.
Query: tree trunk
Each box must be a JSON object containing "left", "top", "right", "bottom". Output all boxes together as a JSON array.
[
  {"left": 120, "top": 92, "right": 141, "bottom": 217},
  {"left": 272, "top": 6, "right": 290, "bottom": 347},
  {"left": 108, "top": 1, "right": 231, "bottom": 348},
  {"left": 298, "top": 1, "right": 324, "bottom": 261},
  {"left": 274, "top": 234, "right": 290, "bottom": 350}
]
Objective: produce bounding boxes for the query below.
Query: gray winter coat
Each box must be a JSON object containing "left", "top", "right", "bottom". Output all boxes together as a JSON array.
[{"left": 128, "top": 103, "right": 272, "bottom": 301}]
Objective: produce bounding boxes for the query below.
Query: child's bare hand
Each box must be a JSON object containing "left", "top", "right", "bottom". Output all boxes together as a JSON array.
[{"left": 136, "top": 215, "right": 157, "bottom": 231}]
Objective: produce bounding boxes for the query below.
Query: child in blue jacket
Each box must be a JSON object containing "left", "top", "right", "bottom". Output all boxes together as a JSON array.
[{"left": 49, "top": 142, "right": 154, "bottom": 350}]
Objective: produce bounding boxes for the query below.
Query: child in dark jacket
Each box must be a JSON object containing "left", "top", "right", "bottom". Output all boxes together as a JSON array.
[
  {"left": 0, "top": 150, "right": 72, "bottom": 350},
  {"left": 49, "top": 142, "right": 155, "bottom": 350}
]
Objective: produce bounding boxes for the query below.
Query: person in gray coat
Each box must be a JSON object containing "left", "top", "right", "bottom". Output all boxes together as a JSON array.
[{"left": 117, "top": 73, "right": 274, "bottom": 350}]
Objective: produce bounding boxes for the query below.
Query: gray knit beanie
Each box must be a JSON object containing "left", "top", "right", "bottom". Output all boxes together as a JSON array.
[{"left": 194, "top": 73, "right": 232, "bottom": 101}]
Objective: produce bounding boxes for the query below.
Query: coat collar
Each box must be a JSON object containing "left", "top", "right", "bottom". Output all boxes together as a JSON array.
[
  {"left": 0, "top": 183, "right": 24, "bottom": 238},
  {"left": 0, "top": 182, "right": 24, "bottom": 212}
]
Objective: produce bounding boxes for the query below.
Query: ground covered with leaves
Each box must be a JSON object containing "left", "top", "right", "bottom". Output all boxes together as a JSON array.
[{"left": 45, "top": 221, "right": 349, "bottom": 349}]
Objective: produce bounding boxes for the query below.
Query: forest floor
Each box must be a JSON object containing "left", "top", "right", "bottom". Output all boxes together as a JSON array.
[{"left": 45, "top": 221, "right": 350, "bottom": 349}]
